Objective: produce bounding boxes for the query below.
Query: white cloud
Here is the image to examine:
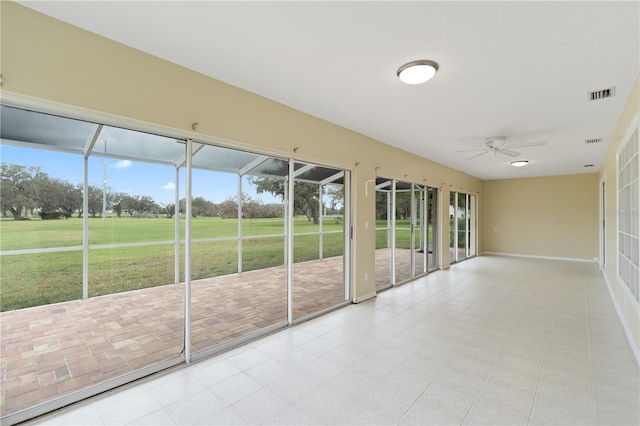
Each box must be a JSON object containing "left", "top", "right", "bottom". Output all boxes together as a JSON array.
[
  {"left": 162, "top": 182, "right": 176, "bottom": 191},
  {"left": 114, "top": 160, "right": 133, "bottom": 169}
]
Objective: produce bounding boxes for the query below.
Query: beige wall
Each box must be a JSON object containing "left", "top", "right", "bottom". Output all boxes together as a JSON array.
[
  {"left": 0, "top": 2, "right": 483, "bottom": 299},
  {"left": 599, "top": 75, "right": 640, "bottom": 353},
  {"left": 483, "top": 174, "right": 599, "bottom": 260}
]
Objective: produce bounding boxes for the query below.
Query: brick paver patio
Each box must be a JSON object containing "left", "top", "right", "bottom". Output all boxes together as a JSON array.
[
  {"left": 0, "top": 249, "right": 427, "bottom": 417},
  {"left": 375, "top": 248, "right": 434, "bottom": 291}
]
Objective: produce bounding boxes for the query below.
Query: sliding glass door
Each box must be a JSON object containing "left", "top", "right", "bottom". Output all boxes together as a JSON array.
[
  {"left": 375, "top": 178, "right": 393, "bottom": 291},
  {"left": 376, "top": 179, "right": 440, "bottom": 290},
  {"left": 0, "top": 104, "right": 352, "bottom": 424},
  {"left": 449, "top": 192, "right": 456, "bottom": 263},
  {"left": 468, "top": 194, "right": 477, "bottom": 257},
  {"left": 292, "top": 163, "right": 349, "bottom": 321},
  {"left": 0, "top": 106, "right": 186, "bottom": 422},
  {"left": 449, "top": 191, "right": 477, "bottom": 263},
  {"left": 189, "top": 145, "right": 289, "bottom": 356},
  {"left": 457, "top": 193, "right": 467, "bottom": 261},
  {"left": 427, "top": 187, "right": 438, "bottom": 270},
  {"left": 395, "top": 181, "right": 413, "bottom": 284},
  {"left": 413, "top": 184, "right": 426, "bottom": 277}
]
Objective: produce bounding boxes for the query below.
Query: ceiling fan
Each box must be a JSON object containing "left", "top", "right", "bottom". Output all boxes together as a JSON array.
[{"left": 455, "top": 136, "right": 547, "bottom": 160}]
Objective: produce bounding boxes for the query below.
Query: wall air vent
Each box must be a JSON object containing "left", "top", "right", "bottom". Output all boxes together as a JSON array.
[
  {"left": 585, "top": 138, "right": 603, "bottom": 144},
  {"left": 588, "top": 87, "right": 615, "bottom": 101}
]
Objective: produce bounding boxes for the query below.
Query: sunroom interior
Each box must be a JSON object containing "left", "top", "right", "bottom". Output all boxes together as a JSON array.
[{"left": 0, "top": 1, "right": 638, "bottom": 424}]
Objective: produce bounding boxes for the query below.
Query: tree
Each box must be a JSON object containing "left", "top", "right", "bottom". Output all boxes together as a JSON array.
[
  {"left": 86, "top": 185, "right": 104, "bottom": 217},
  {"left": 123, "top": 194, "right": 158, "bottom": 217},
  {"left": 59, "top": 181, "right": 82, "bottom": 216},
  {"left": 216, "top": 192, "right": 283, "bottom": 219},
  {"left": 376, "top": 190, "right": 390, "bottom": 220},
  {"left": 395, "top": 191, "right": 412, "bottom": 219},
  {"left": 163, "top": 203, "right": 176, "bottom": 218},
  {"left": 32, "top": 178, "right": 80, "bottom": 218},
  {"left": 262, "top": 203, "right": 284, "bottom": 218},
  {"left": 138, "top": 195, "right": 159, "bottom": 216},
  {"left": 109, "top": 191, "right": 129, "bottom": 218},
  {"left": 38, "top": 178, "right": 77, "bottom": 214},
  {"left": 192, "top": 196, "right": 217, "bottom": 217},
  {"left": 236, "top": 193, "right": 261, "bottom": 219},
  {"left": 218, "top": 197, "right": 238, "bottom": 219},
  {"left": 249, "top": 177, "right": 320, "bottom": 224},
  {"left": 242, "top": 198, "right": 262, "bottom": 219},
  {"left": 0, "top": 164, "right": 47, "bottom": 220},
  {"left": 324, "top": 185, "right": 344, "bottom": 215}
]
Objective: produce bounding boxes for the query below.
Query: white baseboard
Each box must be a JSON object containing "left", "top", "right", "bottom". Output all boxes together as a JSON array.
[
  {"left": 482, "top": 251, "right": 598, "bottom": 263},
  {"left": 601, "top": 272, "right": 640, "bottom": 366},
  {"left": 353, "top": 291, "right": 376, "bottom": 303}
]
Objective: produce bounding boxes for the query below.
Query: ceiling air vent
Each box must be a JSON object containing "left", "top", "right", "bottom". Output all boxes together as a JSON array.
[
  {"left": 585, "top": 138, "right": 603, "bottom": 144},
  {"left": 588, "top": 87, "right": 615, "bottom": 101}
]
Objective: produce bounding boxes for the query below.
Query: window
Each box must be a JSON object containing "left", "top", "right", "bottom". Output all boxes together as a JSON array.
[{"left": 617, "top": 117, "right": 639, "bottom": 302}]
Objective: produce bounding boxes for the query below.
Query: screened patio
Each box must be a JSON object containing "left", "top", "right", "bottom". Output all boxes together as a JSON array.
[{"left": 0, "top": 105, "right": 351, "bottom": 423}]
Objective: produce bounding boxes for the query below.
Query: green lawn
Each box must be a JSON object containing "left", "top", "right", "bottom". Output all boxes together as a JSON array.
[
  {"left": 375, "top": 219, "right": 433, "bottom": 250},
  {"left": 0, "top": 215, "right": 346, "bottom": 251},
  {"left": 0, "top": 216, "right": 345, "bottom": 311}
]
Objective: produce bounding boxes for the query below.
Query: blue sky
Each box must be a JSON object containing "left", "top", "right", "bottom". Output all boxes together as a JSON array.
[{"left": 1, "top": 145, "right": 281, "bottom": 205}]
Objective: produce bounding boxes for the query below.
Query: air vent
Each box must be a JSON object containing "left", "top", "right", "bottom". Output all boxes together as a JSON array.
[
  {"left": 588, "top": 87, "right": 615, "bottom": 101},
  {"left": 585, "top": 138, "right": 603, "bottom": 144}
]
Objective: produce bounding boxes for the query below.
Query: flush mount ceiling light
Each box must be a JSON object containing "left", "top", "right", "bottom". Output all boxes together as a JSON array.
[
  {"left": 511, "top": 160, "right": 529, "bottom": 167},
  {"left": 397, "top": 60, "right": 439, "bottom": 84}
]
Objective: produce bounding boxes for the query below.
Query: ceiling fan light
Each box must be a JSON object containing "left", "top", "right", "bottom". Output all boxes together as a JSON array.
[
  {"left": 397, "top": 60, "right": 438, "bottom": 84},
  {"left": 511, "top": 160, "right": 529, "bottom": 167}
]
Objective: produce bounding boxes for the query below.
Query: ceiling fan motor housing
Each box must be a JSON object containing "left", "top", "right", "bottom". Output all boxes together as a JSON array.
[{"left": 486, "top": 136, "right": 507, "bottom": 149}]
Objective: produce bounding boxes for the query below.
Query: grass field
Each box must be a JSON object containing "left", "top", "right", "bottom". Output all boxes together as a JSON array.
[
  {"left": 0, "top": 215, "right": 326, "bottom": 250},
  {"left": 375, "top": 219, "right": 432, "bottom": 250},
  {"left": 0, "top": 216, "right": 345, "bottom": 311}
]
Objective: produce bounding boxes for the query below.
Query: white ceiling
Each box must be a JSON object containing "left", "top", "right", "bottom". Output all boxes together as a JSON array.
[{"left": 17, "top": 1, "right": 640, "bottom": 180}]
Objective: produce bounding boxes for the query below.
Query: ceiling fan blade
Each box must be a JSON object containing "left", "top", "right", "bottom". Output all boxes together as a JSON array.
[
  {"left": 467, "top": 151, "right": 490, "bottom": 160},
  {"left": 505, "top": 140, "right": 547, "bottom": 149},
  {"left": 454, "top": 148, "right": 490, "bottom": 153},
  {"left": 499, "top": 149, "right": 521, "bottom": 157}
]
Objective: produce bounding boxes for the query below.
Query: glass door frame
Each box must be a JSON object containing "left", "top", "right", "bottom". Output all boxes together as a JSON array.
[
  {"left": 449, "top": 191, "right": 457, "bottom": 264},
  {"left": 449, "top": 191, "right": 478, "bottom": 264},
  {"left": 375, "top": 177, "right": 394, "bottom": 291},
  {"left": 376, "top": 178, "right": 440, "bottom": 290},
  {"left": 394, "top": 180, "right": 414, "bottom": 284},
  {"left": 468, "top": 194, "right": 477, "bottom": 257},
  {"left": 0, "top": 97, "right": 353, "bottom": 424},
  {"left": 290, "top": 161, "right": 352, "bottom": 324},
  {"left": 427, "top": 186, "right": 439, "bottom": 271},
  {"left": 414, "top": 183, "right": 427, "bottom": 277},
  {"left": 457, "top": 191, "right": 468, "bottom": 262},
  {"left": 0, "top": 101, "right": 188, "bottom": 425}
]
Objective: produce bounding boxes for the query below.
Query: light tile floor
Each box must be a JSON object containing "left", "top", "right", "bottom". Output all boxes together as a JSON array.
[{"left": 27, "top": 256, "right": 640, "bottom": 425}]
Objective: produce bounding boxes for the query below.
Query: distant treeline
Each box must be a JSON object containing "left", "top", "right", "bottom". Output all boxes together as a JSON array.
[{"left": 1, "top": 163, "right": 344, "bottom": 221}]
